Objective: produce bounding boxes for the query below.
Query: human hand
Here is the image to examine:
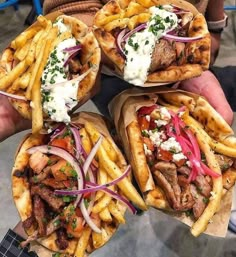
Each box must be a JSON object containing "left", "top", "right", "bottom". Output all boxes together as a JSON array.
[
  {"left": 178, "top": 70, "right": 233, "bottom": 125},
  {"left": 0, "top": 95, "right": 31, "bottom": 142}
]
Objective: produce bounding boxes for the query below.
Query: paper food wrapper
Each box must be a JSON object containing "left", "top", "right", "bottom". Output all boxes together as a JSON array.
[
  {"left": 20, "top": 112, "right": 125, "bottom": 257},
  {"left": 34, "top": 12, "right": 101, "bottom": 108},
  {"left": 109, "top": 87, "right": 234, "bottom": 237},
  {"left": 3, "top": 11, "right": 101, "bottom": 118}
]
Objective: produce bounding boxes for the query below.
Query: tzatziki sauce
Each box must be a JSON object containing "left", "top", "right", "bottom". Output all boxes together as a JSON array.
[
  {"left": 40, "top": 19, "right": 79, "bottom": 123},
  {"left": 123, "top": 6, "right": 178, "bottom": 86}
]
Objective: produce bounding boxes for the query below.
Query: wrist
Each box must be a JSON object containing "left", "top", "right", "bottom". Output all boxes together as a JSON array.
[{"left": 207, "top": 13, "right": 228, "bottom": 34}]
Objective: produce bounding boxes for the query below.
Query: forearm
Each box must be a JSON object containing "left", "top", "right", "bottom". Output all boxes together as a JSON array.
[{"left": 206, "top": 0, "right": 224, "bottom": 21}]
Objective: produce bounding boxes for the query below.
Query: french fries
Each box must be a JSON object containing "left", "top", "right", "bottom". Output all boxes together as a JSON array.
[
  {"left": 74, "top": 227, "right": 92, "bottom": 257},
  {"left": 84, "top": 121, "right": 147, "bottom": 211}
]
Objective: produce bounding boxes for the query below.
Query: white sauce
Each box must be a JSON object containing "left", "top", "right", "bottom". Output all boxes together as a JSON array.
[
  {"left": 41, "top": 19, "right": 78, "bottom": 123},
  {"left": 124, "top": 6, "right": 178, "bottom": 85}
]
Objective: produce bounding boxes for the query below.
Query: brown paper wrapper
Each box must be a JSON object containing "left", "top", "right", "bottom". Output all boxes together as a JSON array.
[
  {"left": 17, "top": 112, "right": 125, "bottom": 257},
  {"left": 2, "top": 11, "right": 101, "bottom": 120},
  {"left": 109, "top": 87, "right": 234, "bottom": 237}
]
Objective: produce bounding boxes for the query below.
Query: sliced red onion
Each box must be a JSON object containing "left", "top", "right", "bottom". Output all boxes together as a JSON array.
[
  {"left": 163, "top": 34, "right": 203, "bottom": 43},
  {"left": 123, "top": 23, "right": 147, "bottom": 42},
  {"left": 116, "top": 28, "right": 128, "bottom": 57},
  {"left": 27, "top": 145, "right": 85, "bottom": 205},
  {"left": 64, "top": 50, "right": 80, "bottom": 67},
  {"left": 0, "top": 90, "right": 27, "bottom": 101},
  {"left": 70, "top": 127, "right": 84, "bottom": 159},
  {"left": 83, "top": 136, "right": 103, "bottom": 175},
  {"left": 80, "top": 200, "right": 101, "bottom": 233},
  {"left": 63, "top": 44, "right": 82, "bottom": 53},
  {"left": 55, "top": 165, "right": 131, "bottom": 196},
  {"left": 88, "top": 181, "right": 137, "bottom": 215},
  {"left": 50, "top": 124, "right": 66, "bottom": 142},
  {"left": 43, "top": 67, "right": 93, "bottom": 91}
]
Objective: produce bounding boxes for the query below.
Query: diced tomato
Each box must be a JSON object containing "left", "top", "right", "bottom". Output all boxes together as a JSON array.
[
  {"left": 66, "top": 215, "right": 83, "bottom": 238},
  {"left": 138, "top": 105, "right": 157, "bottom": 115},
  {"left": 75, "top": 208, "right": 83, "bottom": 217},
  {"left": 143, "top": 137, "right": 155, "bottom": 152},
  {"left": 138, "top": 116, "right": 150, "bottom": 130},
  {"left": 174, "top": 158, "right": 186, "bottom": 167},
  {"left": 157, "top": 148, "right": 173, "bottom": 162},
  {"left": 149, "top": 118, "right": 157, "bottom": 130},
  {"left": 50, "top": 136, "right": 74, "bottom": 154}
]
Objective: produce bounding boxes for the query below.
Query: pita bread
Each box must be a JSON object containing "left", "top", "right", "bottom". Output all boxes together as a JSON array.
[
  {"left": 161, "top": 92, "right": 236, "bottom": 147},
  {"left": 11, "top": 113, "right": 129, "bottom": 256},
  {"left": 110, "top": 88, "right": 236, "bottom": 236},
  {"left": 0, "top": 14, "right": 101, "bottom": 120},
  {"left": 93, "top": 0, "right": 210, "bottom": 84}
]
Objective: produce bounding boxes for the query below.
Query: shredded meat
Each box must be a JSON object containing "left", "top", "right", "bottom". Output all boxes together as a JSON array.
[
  {"left": 154, "top": 162, "right": 181, "bottom": 205},
  {"left": 190, "top": 184, "right": 207, "bottom": 219},
  {"left": 33, "top": 195, "right": 46, "bottom": 236},
  {"left": 68, "top": 57, "right": 82, "bottom": 74},
  {"left": 30, "top": 166, "right": 51, "bottom": 183},
  {"left": 222, "top": 169, "right": 236, "bottom": 190},
  {"left": 215, "top": 154, "right": 234, "bottom": 171},
  {"left": 41, "top": 178, "right": 67, "bottom": 189},
  {"left": 149, "top": 39, "right": 176, "bottom": 72},
  {"left": 31, "top": 185, "right": 65, "bottom": 211},
  {"left": 193, "top": 175, "right": 211, "bottom": 198},
  {"left": 22, "top": 216, "right": 35, "bottom": 230},
  {"left": 56, "top": 228, "right": 69, "bottom": 250},
  {"left": 153, "top": 169, "right": 177, "bottom": 208},
  {"left": 29, "top": 151, "right": 49, "bottom": 174},
  {"left": 178, "top": 176, "right": 195, "bottom": 210},
  {"left": 177, "top": 166, "right": 191, "bottom": 176}
]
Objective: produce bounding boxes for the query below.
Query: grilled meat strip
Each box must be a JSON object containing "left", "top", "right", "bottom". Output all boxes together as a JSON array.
[
  {"left": 33, "top": 195, "right": 46, "bottom": 236},
  {"left": 56, "top": 228, "right": 69, "bottom": 250},
  {"left": 31, "top": 185, "right": 65, "bottom": 211},
  {"left": 149, "top": 39, "right": 176, "bottom": 72}
]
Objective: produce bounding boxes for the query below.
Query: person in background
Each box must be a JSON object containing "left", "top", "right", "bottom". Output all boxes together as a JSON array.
[{"left": 0, "top": 0, "right": 233, "bottom": 143}]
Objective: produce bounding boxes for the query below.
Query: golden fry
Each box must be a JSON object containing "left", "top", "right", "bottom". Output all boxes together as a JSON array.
[
  {"left": 95, "top": 167, "right": 107, "bottom": 201},
  {"left": 36, "top": 15, "right": 48, "bottom": 28},
  {"left": 97, "top": 13, "right": 123, "bottom": 27},
  {"left": 93, "top": 192, "right": 113, "bottom": 214},
  {"left": 125, "top": 2, "right": 146, "bottom": 17},
  {"left": 80, "top": 127, "right": 93, "bottom": 155},
  {"left": 35, "top": 20, "right": 53, "bottom": 58},
  {"left": 25, "top": 30, "right": 44, "bottom": 65},
  {"left": 0, "top": 60, "right": 28, "bottom": 90},
  {"left": 99, "top": 207, "right": 112, "bottom": 222},
  {"left": 74, "top": 226, "right": 92, "bottom": 257},
  {"left": 136, "top": 0, "right": 155, "bottom": 8},
  {"left": 104, "top": 18, "right": 129, "bottom": 31},
  {"left": 18, "top": 65, "right": 34, "bottom": 89},
  {"left": 128, "top": 13, "right": 151, "bottom": 30},
  {"left": 31, "top": 27, "right": 58, "bottom": 133},
  {"left": 190, "top": 127, "right": 222, "bottom": 237},
  {"left": 11, "top": 26, "right": 41, "bottom": 49},
  {"left": 14, "top": 40, "right": 31, "bottom": 61},
  {"left": 98, "top": 145, "right": 147, "bottom": 210},
  {"left": 108, "top": 200, "right": 126, "bottom": 224},
  {"left": 26, "top": 23, "right": 53, "bottom": 100},
  {"left": 84, "top": 121, "right": 118, "bottom": 162},
  {"left": 92, "top": 228, "right": 109, "bottom": 249}
]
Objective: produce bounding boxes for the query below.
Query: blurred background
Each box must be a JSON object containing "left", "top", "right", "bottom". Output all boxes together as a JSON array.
[{"left": 0, "top": 1, "right": 236, "bottom": 257}]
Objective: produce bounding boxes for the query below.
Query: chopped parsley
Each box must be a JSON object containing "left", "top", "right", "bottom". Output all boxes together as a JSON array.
[
  {"left": 141, "top": 130, "right": 149, "bottom": 137},
  {"left": 72, "top": 218, "right": 77, "bottom": 230}
]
